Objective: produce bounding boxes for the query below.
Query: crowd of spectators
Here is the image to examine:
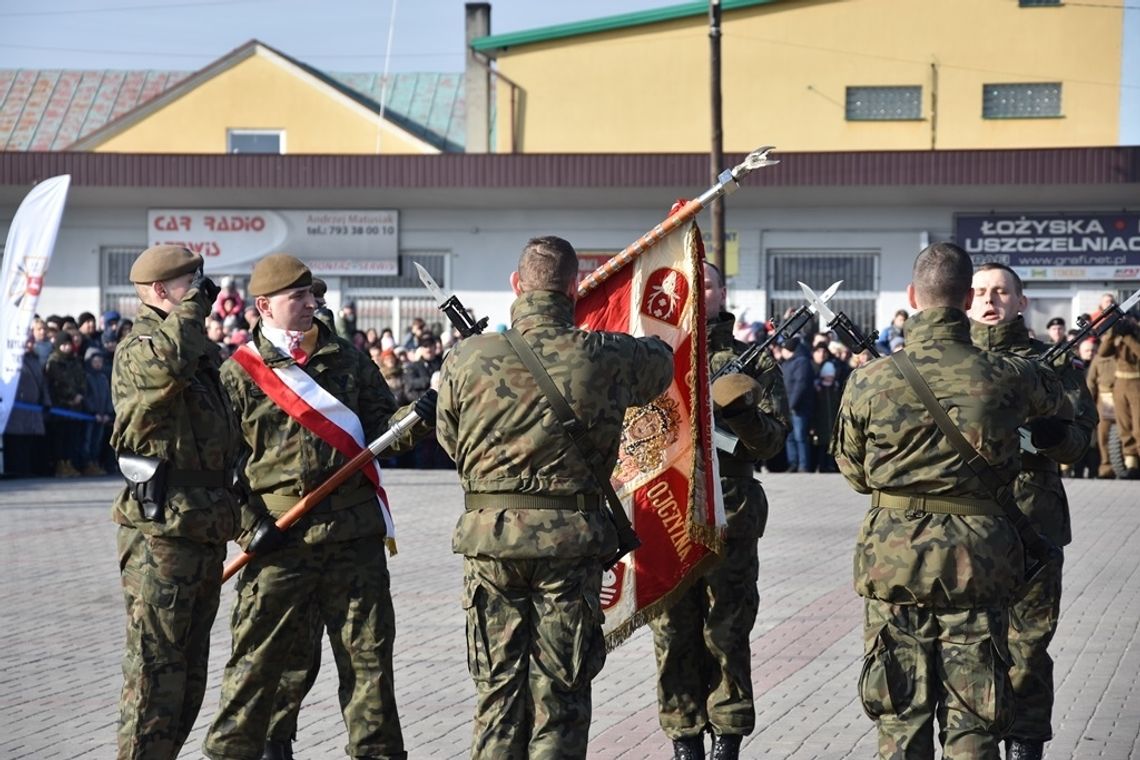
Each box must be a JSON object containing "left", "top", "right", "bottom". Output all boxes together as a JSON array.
[{"left": 3, "top": 281, "right": 1126, "bottom": 481}]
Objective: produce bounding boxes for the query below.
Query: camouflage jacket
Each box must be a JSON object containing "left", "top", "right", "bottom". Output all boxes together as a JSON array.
[
  {"left": 110, "top": 295, "right": 242, "bottom": 545},
  {"left": 711, "top": 313, "right": 790, "bottom": 536},
  {"left": 45, "top": 349, "right": 85, "bottom": 409},
  {"left": 437, "top": 290, "right": 674, "bottom": 559},
  {"left": 971, "top": 316, "right": 1097, "bottom": 546},
  {"left": 832, "top": 307, "right": 1064, "bottom": 608},
  {"left": 221, "top": 320, "right": 428, "bottom": 547}
]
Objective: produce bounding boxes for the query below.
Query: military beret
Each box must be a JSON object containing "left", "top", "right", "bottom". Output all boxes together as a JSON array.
[
  {"left": 1046, "top": 317, "right": 1065, "bottom": 329},
  {"left": 129, "top": 245, "right": 202, "bottom": 284},
  {"left": 249, "top": 253, "right": 312, "bottom": 297},
  {"left": 311, "top": 277, "right": 328, "bottom": 298}
]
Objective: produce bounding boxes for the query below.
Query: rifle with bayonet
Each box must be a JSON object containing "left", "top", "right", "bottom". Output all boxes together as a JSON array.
[
  {"left": 798, "top": 281, "right": 882, "bottom": 360},
  {"left": 712, "top": 280, "right": 842, "bottom": 382},
  {"left": 1039, "top": 286, "right": 1140, "bottom": 366}
]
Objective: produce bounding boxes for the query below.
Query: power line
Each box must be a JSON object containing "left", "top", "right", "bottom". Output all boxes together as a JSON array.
[
  {"left": 0, "top": 0, "right": 275, "bottom": 17},
  {"left": 0, "top": 42, "right": 459, "bottom": 63}
]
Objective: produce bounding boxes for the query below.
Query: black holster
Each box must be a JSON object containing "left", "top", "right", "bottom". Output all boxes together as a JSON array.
[{"left": 119, "top": 454, "right": 170, "bottom": 523}]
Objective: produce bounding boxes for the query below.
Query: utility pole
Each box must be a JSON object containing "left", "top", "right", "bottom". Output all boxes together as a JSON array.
[{"left": 709, "top": 0, "right": 726, "bottom": 273}]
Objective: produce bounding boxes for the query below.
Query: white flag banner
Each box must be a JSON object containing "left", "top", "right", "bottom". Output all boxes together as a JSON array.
[{"left": 0, "top": 175, "right": 72, "bottom": 435}]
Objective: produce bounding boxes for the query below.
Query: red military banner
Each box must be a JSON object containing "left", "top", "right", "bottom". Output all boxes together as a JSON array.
[{"left": 575, "top": 218, "right": 724, "bottom": 649}]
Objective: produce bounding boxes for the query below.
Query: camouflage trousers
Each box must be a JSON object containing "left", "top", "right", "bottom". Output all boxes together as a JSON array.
[
  {"left": 116, "top": 526, "right": 224, "bottom": 760},
  {"left": 265, "top": 605, "right": 323, "bottom": 743},
  {"left": 462, "top": 556, "right": 605, "bottom": 760},
  {"left": 648, "top": 534, "right": 760, "bottom": 740},
  {"left": 203, "top": 535, "right": 406, "bottom": 760},
  {"left": 1008, "top": 554, "right": 1063, "bottom": 742},
  {"left": 860, "top": 600, "right": 1014, "bottom": 760}
]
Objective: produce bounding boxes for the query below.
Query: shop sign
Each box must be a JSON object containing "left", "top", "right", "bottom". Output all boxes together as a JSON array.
[
  {"left": 955, "top": 212, "right": 1140, "bottom": 281},
  {"left": 148, "top": 209, "right": 399, "bottom": 275}
]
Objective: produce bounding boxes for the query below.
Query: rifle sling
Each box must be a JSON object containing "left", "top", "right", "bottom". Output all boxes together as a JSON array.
[
  {"left": 502, "top": 329, "right": 633, "bottom": 533},
  {"left": 889, "top": 351, "right": 1050, "bottom": 562}
]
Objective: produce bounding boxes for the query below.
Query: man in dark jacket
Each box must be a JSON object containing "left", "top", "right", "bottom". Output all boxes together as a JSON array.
[{"left": 779, "top": 337, "right": 815, "bottom": 472}]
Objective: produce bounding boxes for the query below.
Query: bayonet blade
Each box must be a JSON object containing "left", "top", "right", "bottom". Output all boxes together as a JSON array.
[
  {"left": 1121, "top": 285, "right": 1140, "bottom": 314},
  {"left": 414, "top": 262, "right": 447, "bottom": 305},
  {"left": 797, "top": 280, "right": 842, "bottom": 326}
]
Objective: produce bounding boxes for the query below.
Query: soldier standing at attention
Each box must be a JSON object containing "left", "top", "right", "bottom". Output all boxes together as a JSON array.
[
  {"left": 648, "top": 261, "right": 790, "bottom": 760},
  {"left": 203, "top": 254, "right": 435, "bottom": 760},
  {"left": 831, "top": 242, "right": 1065, "bottom": 760},
  {"left": 110, "top": 245, "right": 242, "bottom": 759},
  {"left": 1101, "top": 314, "right": 1140, "bottom": 478},
  {"left": 968, "top": 263, "right": 1096, "bottom": 760},
  {"left": 436, "top": 236, "right": 673, "bottom": 759}
]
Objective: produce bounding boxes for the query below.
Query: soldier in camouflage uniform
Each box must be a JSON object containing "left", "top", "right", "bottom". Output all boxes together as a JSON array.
[
  {"left": 203, "top": 255, "right": 435, "bottom": 760},
  {"left": 831, "top": 243, "right": 1065, "bottom": 760},
  {"left": 1102, "top": 315, "right": 1140, "bottom": 478},
  {"left": 648, "top": 262, "right": 790, "bottom": 760},
  {"left": 436, "top": 236, "right": 674, "bottom": 759},
  {"left": 110, "top": 244, "right": 243, "bottom": 760},
  {"left": 967, "top": 263, "right": 1097, "bottom": 760}
]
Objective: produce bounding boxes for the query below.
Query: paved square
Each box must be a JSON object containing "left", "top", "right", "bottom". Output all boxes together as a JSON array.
[{"left": 1, "top": 472, "right": 1137, "bottom": 758}]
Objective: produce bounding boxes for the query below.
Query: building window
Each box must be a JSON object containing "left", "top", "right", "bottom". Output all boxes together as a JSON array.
[
  {"left": 766, "top": 251, "right": 879, "bottom": 338},
  {"left": 344, "top": 252, "right": 449, "bottom": 335},
  {"left": 1019, "top": 0, "right": 1061, "bottom": 6},
  {"left": 845, "top": 86, "right": 922, "bottom": 121},
  {"left": 983, "top": 83, "right": 1062, "bottom": 118},
  {"left": 101, "top": 245, "right": 143, "bottom": 319},
  {"left": 227, "top": 129, "right": 284, "bottom": 154}
]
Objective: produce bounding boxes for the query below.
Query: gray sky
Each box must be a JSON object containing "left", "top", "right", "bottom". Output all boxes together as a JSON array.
[{"left": 0, "top": 0, "right": 670, "bottom": 72}]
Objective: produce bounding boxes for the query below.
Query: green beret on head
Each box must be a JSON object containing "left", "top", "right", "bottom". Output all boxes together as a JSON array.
[
  {"left": 249, "top": 253, "right": 312, "bottom": 297},
  {"left": 129, "top": 245, "right": 202, "bottom": 284}
]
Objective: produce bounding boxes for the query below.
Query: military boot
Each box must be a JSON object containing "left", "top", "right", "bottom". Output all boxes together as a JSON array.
[
  {"left": 672, "top": 734, "right": 705, "bottom": 760},
  {"left": 1005, "top": 738, "right": 1044, "bottom": 760},
  {"left": 710, "top": 733, "right": 742, "bottom": 760},
  {"left": 54, "top": 461, "right": 79, "bottom": 478},
  {"left": 261, "top": 740, "right": 294, "bottom": 760}
]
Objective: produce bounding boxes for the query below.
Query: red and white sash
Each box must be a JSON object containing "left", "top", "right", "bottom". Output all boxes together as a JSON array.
[{"left": 231, "top": 343, "right": 395, "bottom": 541}]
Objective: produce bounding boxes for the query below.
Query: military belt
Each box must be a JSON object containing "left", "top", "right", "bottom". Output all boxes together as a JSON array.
[
  {"left": 167, "top": 469, "right": 235, "bottom": 489},
  {"left": 259, "top": 486, "right": 376, "bottom": 517},
  {"left": 716, "top": 455, "right": 756, "bottom": 478},
  {"left": 464, "top": 492, "right": 601, "bottom": 511},
  {"left": 1021, "top": 451, "right": 1060, "bottom": 474},
  {"left": 870, "top": 491, "right": 1003, "bottom": 517},
  {"left": 1117, "top": 370, "right": 1140, "bottom": 380}
]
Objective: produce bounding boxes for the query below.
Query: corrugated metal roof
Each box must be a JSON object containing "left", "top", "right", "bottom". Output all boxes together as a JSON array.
[
  {"left": 0, "top": 69, "right": 189, "bottom": 151},
  {"left": 1, "top": 148, "right": 1135, "bottom": 190},
  {"left": 471, "top": 0, "right": 785, "bottom": 53},
  {"left": 0, "top": 65, "right": 464, "bottom": 153}
]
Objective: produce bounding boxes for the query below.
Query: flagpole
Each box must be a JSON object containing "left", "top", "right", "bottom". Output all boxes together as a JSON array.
[
  {"left": 221, "top": 410, "right": 420, "bottom": 582},
  {"left": 576, "top": 146, "right": 777, "bottom": 299}
]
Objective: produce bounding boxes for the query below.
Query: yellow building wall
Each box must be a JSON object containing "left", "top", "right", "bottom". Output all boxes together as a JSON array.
[
  {"left": 493, "top": 0, "right": 1124, "bottom": 153},
  {"left": 96, "top": 52, "right": 431, "bottom": 154}
]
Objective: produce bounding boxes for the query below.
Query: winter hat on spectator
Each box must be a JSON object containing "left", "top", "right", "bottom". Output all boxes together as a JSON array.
[
  {"left": 220, "top": 275, "right": 235, "bottom": 288},
  {"left": 130, "top": 245, "right": 202, "bottom": 283},
  {"left": 820, "top": 361, "right": 837, "bottom": 379},
  {"left": 84, "top": 346, "right": 104, "bottom": 363},
  {"left": 102, "top": 310, "right": 121, "bottom": 325},
  {"left": 311, "top": 278, "right": 328, "bottom": 298},
  {"left": 380, "top": 335, "right": 395, "bottom": 351},
  {"left": 249, "top": 254, "right": 311, "bottom": 297},
  {"left": 53, "top": 333, "right": 73, "bottom": 350},
  {"left": 782, "top": 337, "right": 801, "bottom": 353}
]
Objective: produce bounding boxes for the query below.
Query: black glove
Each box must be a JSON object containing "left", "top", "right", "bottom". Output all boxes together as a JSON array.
[
  {"left": 1027, "top": 416, "right": 1068, "bottom": 450},
  {"left": 247, "top": 515, "right": 287, "bottom": 556},
  {"left": 189, "top": 268, "right": 221, "bottom": 305},
  {"left": 414, "top": 389, "right": 438, "bottom": 425}
]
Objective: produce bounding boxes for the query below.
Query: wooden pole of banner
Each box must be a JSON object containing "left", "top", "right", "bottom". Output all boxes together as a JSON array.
[
  {"left": 576, "top": 146, "right": 778, "bottom": 300},
  {"left": 221, "top": 410, "right": 421, "bottom": 583}
]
